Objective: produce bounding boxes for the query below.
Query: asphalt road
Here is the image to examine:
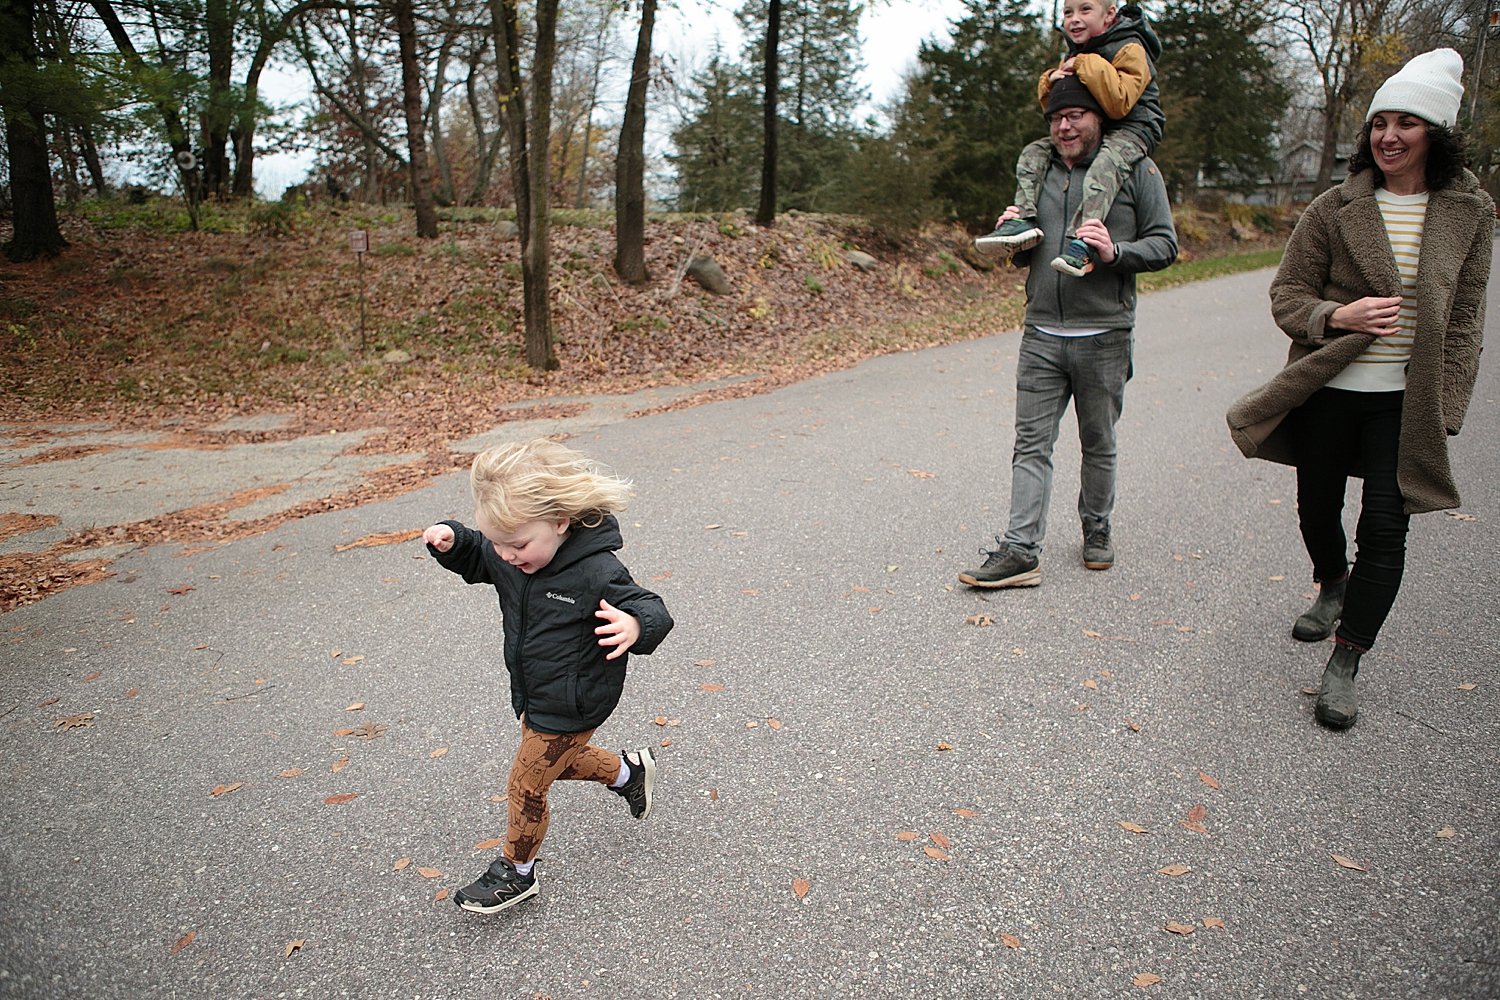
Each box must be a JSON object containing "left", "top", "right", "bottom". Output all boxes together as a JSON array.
[{"left": 3, "top": 250, "right": 1497, "bottom": 1000}]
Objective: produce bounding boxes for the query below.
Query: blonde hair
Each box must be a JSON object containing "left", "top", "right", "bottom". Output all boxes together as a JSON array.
[{"left": 470, "top": 438, "right": 632, "bottom": 533}]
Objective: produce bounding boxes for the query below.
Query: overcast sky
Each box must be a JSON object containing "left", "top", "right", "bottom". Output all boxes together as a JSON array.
[{"left": 252, "top": 0, "right": 970, "bottom": 197}]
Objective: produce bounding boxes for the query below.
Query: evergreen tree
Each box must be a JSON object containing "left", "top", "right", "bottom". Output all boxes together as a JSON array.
[
  {"left": 912, "top": 0, "right": 1053, "bottom": 226},
  {"left": 668, "top": 52, "right": 761, "bottom": 211},
  {"left": 1154, "top": 0, "right": 1289, "bottom": 199}
]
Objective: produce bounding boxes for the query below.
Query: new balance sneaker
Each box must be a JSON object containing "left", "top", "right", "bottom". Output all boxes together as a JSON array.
[
  {"left": 1050, "top": 238, "right": 1094, "bottom": 277},
  {"left": 453, "top": 856, "right": 538, "bottom": 914},
  {"left": 1083, "top": 525, "right": 1114, "bottom": 570},
  {"left": 975, "top": 217, "right": 1044, "bottom": 258},
  {"left": 958, "top": 544, "right": 1041, "bottom": 588},
  {"left": 609, "top": 746, "right": 657, "bottom": 820}
]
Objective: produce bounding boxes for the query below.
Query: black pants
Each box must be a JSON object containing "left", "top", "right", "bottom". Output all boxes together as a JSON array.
[{"left": 1288, "top": 387, "right": 1409, "bottom": 651}]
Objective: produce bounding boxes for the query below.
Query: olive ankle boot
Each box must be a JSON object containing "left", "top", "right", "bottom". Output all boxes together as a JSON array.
[
  {"left": 1293, "top": 575, "right": 1347, "bottom": 642},
  {"left": 1314, "top": 643, "right": 1361, "bottom": 730}
]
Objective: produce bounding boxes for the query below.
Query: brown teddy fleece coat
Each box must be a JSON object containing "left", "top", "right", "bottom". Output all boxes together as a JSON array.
[{"left": 1226, "top": 167, "right": 1494, "bottom": 514}]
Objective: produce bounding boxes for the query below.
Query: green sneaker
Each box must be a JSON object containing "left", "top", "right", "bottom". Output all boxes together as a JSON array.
[{"left": 975, "top": 218, "right": 1044, "bottom": 258}]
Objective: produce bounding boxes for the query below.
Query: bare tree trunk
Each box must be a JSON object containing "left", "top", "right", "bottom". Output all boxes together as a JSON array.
[
  {"left": 394, "top": 0, "right": 439, "bottom": 236},
  {"left": 490, "top": 0, "right": 530, "bottom": 241},
  {"left": 521, "top": 0, "right": 560, "bottom": 370},
  {"left": 2, "top": 0, "right": 67, "bottom": 261},
  {"left": 755, "top": 0, "right": 780, "bottom": 227},
  {"left": 79, "top": 123, "right": 108, "bottom": 195},
  {"left": 574, "top": 8, "right": 610, "bottom": 208},
  {"left": 427, "top": 32, "right": 457, "bottom": 205},
  {"left": 201, "top": 0, "right": 234, "bottom": 199},
  {"left": 613, "top": 0, "right": 655, "bottom": 284}
]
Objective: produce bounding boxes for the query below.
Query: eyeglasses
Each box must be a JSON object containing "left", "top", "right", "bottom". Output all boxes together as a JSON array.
[{"left": 1047, "top": 110, "right": 1091, "bottom": 126}]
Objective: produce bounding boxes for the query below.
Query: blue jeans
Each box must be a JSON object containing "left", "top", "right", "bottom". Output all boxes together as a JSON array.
[{"left": 1004, "top": 326, "right": 1134, "bottom": 557}]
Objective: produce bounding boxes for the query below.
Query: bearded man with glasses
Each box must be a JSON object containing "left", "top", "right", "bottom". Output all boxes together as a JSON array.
[{"left": 959, "top": 74, "right": 1178, "bottom": 590}]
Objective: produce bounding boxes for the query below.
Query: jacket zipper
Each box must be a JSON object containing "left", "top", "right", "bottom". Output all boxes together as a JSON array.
[{"left": 515, "top": 573, "right": 533, "bottom": 716}]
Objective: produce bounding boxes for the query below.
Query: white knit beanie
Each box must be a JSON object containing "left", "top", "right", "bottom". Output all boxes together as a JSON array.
[{"left": 1366, "top": 48, "right": 1464, "bottom": 128}]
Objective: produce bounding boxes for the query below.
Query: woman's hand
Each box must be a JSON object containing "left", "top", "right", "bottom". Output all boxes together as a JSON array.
[{"left": 1330, "top": 296, "right": 1403, "bottom": 337}]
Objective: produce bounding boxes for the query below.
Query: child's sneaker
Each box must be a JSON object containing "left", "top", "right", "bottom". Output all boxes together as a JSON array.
[
  {"left": 974, "top": 217, "right": 1044, "bottom": 258},
  {"left": 453, "top": 856, "right": 538, "bottom": 914},
  {"left": 1050, "top": 238, "right": 1094, "bottom": 277},
  {"left": 610, "top": 746, "right": 657, "bottom": 820}
]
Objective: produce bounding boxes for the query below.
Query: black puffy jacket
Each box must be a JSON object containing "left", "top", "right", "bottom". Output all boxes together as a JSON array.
[{"left": 429, "top": 515, "right": 673, "bottom": 734}]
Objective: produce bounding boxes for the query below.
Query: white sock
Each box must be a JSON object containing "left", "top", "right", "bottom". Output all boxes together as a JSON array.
[
  {"left": 611, "top": 759, "right": 631, "bottom": 788},
  {"left": 513, "top": 858, "right": 534, "bottom": 877}
]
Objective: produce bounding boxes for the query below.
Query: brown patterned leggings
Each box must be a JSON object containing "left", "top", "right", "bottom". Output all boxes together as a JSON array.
[{"left": 505, "top": 718, "right": 621, "bottom": 865}]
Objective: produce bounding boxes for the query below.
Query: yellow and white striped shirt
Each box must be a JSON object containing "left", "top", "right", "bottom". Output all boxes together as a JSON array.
[{"left": 1327, "top": 189, "right": 1427, "bottom": 392}]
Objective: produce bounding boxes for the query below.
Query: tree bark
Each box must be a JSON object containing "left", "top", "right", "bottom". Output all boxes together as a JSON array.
[
  {"left": 393, "top": 0, "right": 439, "bottom": 236},
  {"left": 755, "top": 0, "right": 780, "bottom": 227},
  {"left": 613, "top": 0, "right": 655, "bottom": 284},
  {"left": 1, "top": 0, "right": 67, "bottom": 261},
  {"left": 200, "top": 0, "right": 234, "bottom": 199},
  {"left": 521, "top": 0, "right": 560, "bottom": 370}
]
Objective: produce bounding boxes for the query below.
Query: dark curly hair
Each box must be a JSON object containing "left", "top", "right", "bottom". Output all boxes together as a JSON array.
[{"left": 1348, "top": 117, "right": 1470, "bottom": 191}]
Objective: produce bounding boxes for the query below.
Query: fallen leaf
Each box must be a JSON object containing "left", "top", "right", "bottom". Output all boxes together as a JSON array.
[
  {"left": 1082, "top": 629, "right": 1102, "bottom": 638},
  {"left": 1202, "top": 917, "right": 1226, "bottom": 930},
  {"left": 700, "top": 683, "right": 724, "bottom": 692},
  {"left": 171, "top": 930, "right": 196, "bottom": 955},
  {"left": 767, "top": 718, "right": 782, "bottom": 731},
  {"left": 1331, "top": 853, "right": 1368, "bottom": 872},
  {"left": 741, "top": 588, "right": 760, "bottom": 596},
  {"left": 1300, "top": 687, "right": 1320, "bottom": 696},
  {"left": 1125, "top": 720, "right": 1142, "bottom": 733},
  {"left": 868, "top": 606, "right": 883, "bottom": 614},
  {"left": 654, "top": 715, "right": 668, "bottom": 726},
  {"left": 333, "top": 728, "right": 356, "bottom": 737},
  {"left": 1165, "top": 921, "right": 1195, "bottom": 936},
  {"left": 1268, "top": 574, "right": 1286, "bottom": 582},
  {"left": 1198, "top": 771, "right": 1222, "bottom": 790},
  {"left": 1000, "top": 933, "right": 1020, "bottom": 949},
  {"left": 923, "top": 846, "right": 950, "bottom": 861},
  {"left": 330, "top": 649, "right": 342, "bottom": 658},
  {"left": 792, "top": 878, "right": 810, "bottom": 899},
  {"left": 352, "top": 721, "right": 387, "bottom": 740},
  {"left": 474, "top": 837, "right": 503, "bottom": 851},
  {"left": 1447, "top": 511, "right": 1477, "bottom": 521},
  {"left": 954, "top": 808, "right": 979, "bottom": 818},
  {"left": 1157, "top": 864, "right": 1192, "bottom": 877},
  {"left": 704, "top": 524, "right": 721, "bottom": 530},
  {"left": 344, "top": 702, "right": 365, "bottom": 712},
  {"left": 394, "top": 857, "right": 412, "bottom": 870},
  {"left": 324, "top": 793, "right": 359, "bottom": 805},
  {"left": 965, "top": 613, "right": 993, "bottom": 627},
  {"left": 81, "top": 671, "right": 102, "bottom": 682},
  {"left": 125, "top": 688, "right": 139, "bottom": 698},
  {"left": 1011, "top": 647, "right": 1025, "bottom": 656},
  {"left": 709, "top": 787, "right": 719, "bottom": 801},
  {"left": 279, "top": 768, "right": 305, "bottom": 778},
  {"left": 895, "top": 831, "right": 919, "bottom": 842},
  {"left": 1129, "top": 592, "right": 1141, "bottom": 601},
  {"left": 693, "top": 659, "right": 717, "bottom": 667},
  {"left": 1082, "top": 678, "right": 1098, "bottom": 690},
  {"left": 53, "top": 712, "right": 95, "bottom": 731},
  {"left": 1118, "top": 821, "right": 1149, "bottom": 834},
  {"left": 167, "top": 585, "right": 195, "bottom": 595},
  {"left": 935, "top": 741, "right": 953, "bottom": 751},
  {"left": 1435, "top": 826, "right": 1457, "bottom": 839},
  {"left": 331, "top": 756, "right": 351, "bottom": 773},
  {"left": 342, "top": 655, "right": 365, "bottom": 665},
  {"left": 930, "top": 831, "right": 952, "bottom": 850},
  {"left": 334, "top": 529, "right": 423, "bottom": 551},
  {"left": 660, "top": 738, "right": 672, "bottom": 747},
  {"left": 745, "top": 721, "right": 759, "bottom": 729},
  {"left": 37, "top": 696, "right": 59, "bottom": 707},
  {"left": 283, "top": 938, "right": 304, "bottom": 958},
  {"left": 416, "top": 867, "right": 443, "bottom": 879},
  {"left": 435, "top": 888, "right": 449, "bottom": 901},
  {"left": 1457, "top": 682, "right": 1478, "bottom": 691},
  {"left": 210, "top": 782, "right": 242, "bottom": 798},
  {"left": 908, "top": 469, "right": 935, "bottom": 479},
  {"left": 429, "top": 747, "right": 449, "bottom": 759},
  {"left": 1133, "top": 972, "right": 1162, "bottom": 988}
]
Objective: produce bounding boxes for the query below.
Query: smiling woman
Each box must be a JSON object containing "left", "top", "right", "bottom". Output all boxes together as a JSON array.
[{"left": 1226, "top": 47, "right": 1495, "bottom": 732}]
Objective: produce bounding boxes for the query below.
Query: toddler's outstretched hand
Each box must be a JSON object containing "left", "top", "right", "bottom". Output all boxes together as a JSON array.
[
  {"left": 595, "top": 599, "right": 641, "bottom": 660},
  {"left": 424, "top": 523, "right": 455, "bottom": 552}
]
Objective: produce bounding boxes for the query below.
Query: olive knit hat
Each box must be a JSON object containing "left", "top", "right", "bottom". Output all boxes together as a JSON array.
[{"left": 1366, "top": 48, "right": 1464, "bottom": 128}]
